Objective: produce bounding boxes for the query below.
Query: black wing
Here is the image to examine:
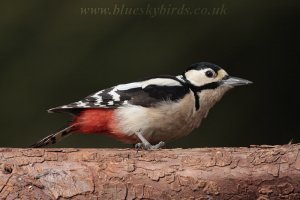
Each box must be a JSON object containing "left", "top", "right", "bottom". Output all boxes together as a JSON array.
[{"left": 48, "top": 77, "right": 190, "bottom": 115}]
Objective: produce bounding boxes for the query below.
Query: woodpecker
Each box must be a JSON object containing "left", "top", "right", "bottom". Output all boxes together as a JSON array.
[{"left": 31, "top": 62, "right": 252, "bottom": 149}]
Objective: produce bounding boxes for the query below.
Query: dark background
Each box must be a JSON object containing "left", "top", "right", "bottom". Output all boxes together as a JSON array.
[{"left": 0, "top": 0, "right": 299, "bottom": 148}]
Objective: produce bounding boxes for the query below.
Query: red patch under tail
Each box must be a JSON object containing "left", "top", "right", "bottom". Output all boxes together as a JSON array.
[{"left": 73, "top": 109, "right": 137, "bottom": 143}]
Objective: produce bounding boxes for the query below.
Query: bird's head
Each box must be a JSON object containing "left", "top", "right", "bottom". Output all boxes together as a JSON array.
[
  {"left": 183, "top": 62, "right": 252, "bottom": 89},
  {"left": 182, "top": 62, "right": 252, "bottom": 109}
]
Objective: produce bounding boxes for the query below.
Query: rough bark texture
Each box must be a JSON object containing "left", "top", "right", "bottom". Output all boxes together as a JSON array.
[{"left": 0, "top": 144, "right": 300, "bottom": 199}]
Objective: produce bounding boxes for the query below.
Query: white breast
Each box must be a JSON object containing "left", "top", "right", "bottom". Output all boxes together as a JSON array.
[{"left": 114, "top": 91, "right": 207, "bottom": 143}]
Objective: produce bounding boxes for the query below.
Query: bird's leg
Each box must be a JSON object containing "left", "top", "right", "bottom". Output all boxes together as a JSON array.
[{"left": 134, "top": 131, "right": 165, "bottom": 150}]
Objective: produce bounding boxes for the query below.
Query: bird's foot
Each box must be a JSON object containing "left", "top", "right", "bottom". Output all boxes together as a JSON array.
[{"left": 135, "top": 141, "right": 165, "bottom": 150}]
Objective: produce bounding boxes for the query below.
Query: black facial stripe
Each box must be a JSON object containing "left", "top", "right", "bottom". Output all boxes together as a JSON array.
[
  {"left": 192, "top": 82, "right": 220, "bottom": 92},
  {"left": 180, "top": 75, "right": 220, "bottom": 110},
  {"left": 193, "top": 92, "right": 200, "bottom": 110},
  {"left": 181, "top": 75, "right": 220, "bottom": 92}
]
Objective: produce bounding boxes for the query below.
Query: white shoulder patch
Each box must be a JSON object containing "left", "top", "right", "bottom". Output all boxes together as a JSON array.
[
  {"left": 142, "top": 78, "right": 181, "bottom": 88},
  {"left": 116, "top": 82, "right": 142, "bottom": 91}
]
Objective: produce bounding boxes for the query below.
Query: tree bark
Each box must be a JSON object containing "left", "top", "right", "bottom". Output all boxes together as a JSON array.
[{"left": 0, "top": 144, "right": 299, "bottom": 199}]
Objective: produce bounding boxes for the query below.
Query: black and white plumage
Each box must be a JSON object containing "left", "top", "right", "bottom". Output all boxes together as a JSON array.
[
  {"left": 48, "top": 75, "right": 191, "bottom": 113},
  {"left": 32, "top": 62, "right": 252, "bottom": 149}
]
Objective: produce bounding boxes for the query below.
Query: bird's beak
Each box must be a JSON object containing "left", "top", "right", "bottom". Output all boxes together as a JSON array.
[{"left": 221, "top": 76, "right": 253, "bottom": 86}]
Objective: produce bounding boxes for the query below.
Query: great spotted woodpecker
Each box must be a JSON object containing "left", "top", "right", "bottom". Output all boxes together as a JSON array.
[{"left": 31, "top": 62, "right": 252, "bottom": 149}]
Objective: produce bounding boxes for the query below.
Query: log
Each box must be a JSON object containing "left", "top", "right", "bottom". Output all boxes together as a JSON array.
[{"left": 0, "top": 144, "right": 300, "bottom": 199}]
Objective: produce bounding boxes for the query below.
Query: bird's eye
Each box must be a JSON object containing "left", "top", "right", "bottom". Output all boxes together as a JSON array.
[{"left": 205, "top": 70, "right": 215, "bottom": 78}]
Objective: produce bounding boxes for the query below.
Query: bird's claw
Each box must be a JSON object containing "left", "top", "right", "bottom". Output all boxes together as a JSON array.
[{"left": 135, "top": 141, "right": 165, "bottom": 150}]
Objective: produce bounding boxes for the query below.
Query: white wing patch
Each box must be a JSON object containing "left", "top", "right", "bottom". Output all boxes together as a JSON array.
[
  {"left": 107, "top": 101, "right": 114, "bottom": 105},
  {"left": 76, "top": 101, "right": 89, "bottom": 107},
  {"left": 108, "top": 87, "right": 121, "bottom": 101},
  {"left": 92, "top": 90, "right": 103, "bottom": 97}
]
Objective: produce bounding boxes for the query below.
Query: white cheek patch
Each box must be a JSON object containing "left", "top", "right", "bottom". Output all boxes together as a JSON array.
[
  {"left": 185, "top": 69, "right": 228, "bottom": 87},
  {"left": 185, "top": 69, "right": 212, "bottom": 86}
]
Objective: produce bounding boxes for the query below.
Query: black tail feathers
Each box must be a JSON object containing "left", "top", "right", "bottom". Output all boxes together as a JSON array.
[{"left": 30, "top": 125, "right": 75, "bottom": 148}]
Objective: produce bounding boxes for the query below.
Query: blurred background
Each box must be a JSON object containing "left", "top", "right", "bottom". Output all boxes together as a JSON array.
[{"left": 0, "top": 0, "right": 299, "bottom": 148}]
